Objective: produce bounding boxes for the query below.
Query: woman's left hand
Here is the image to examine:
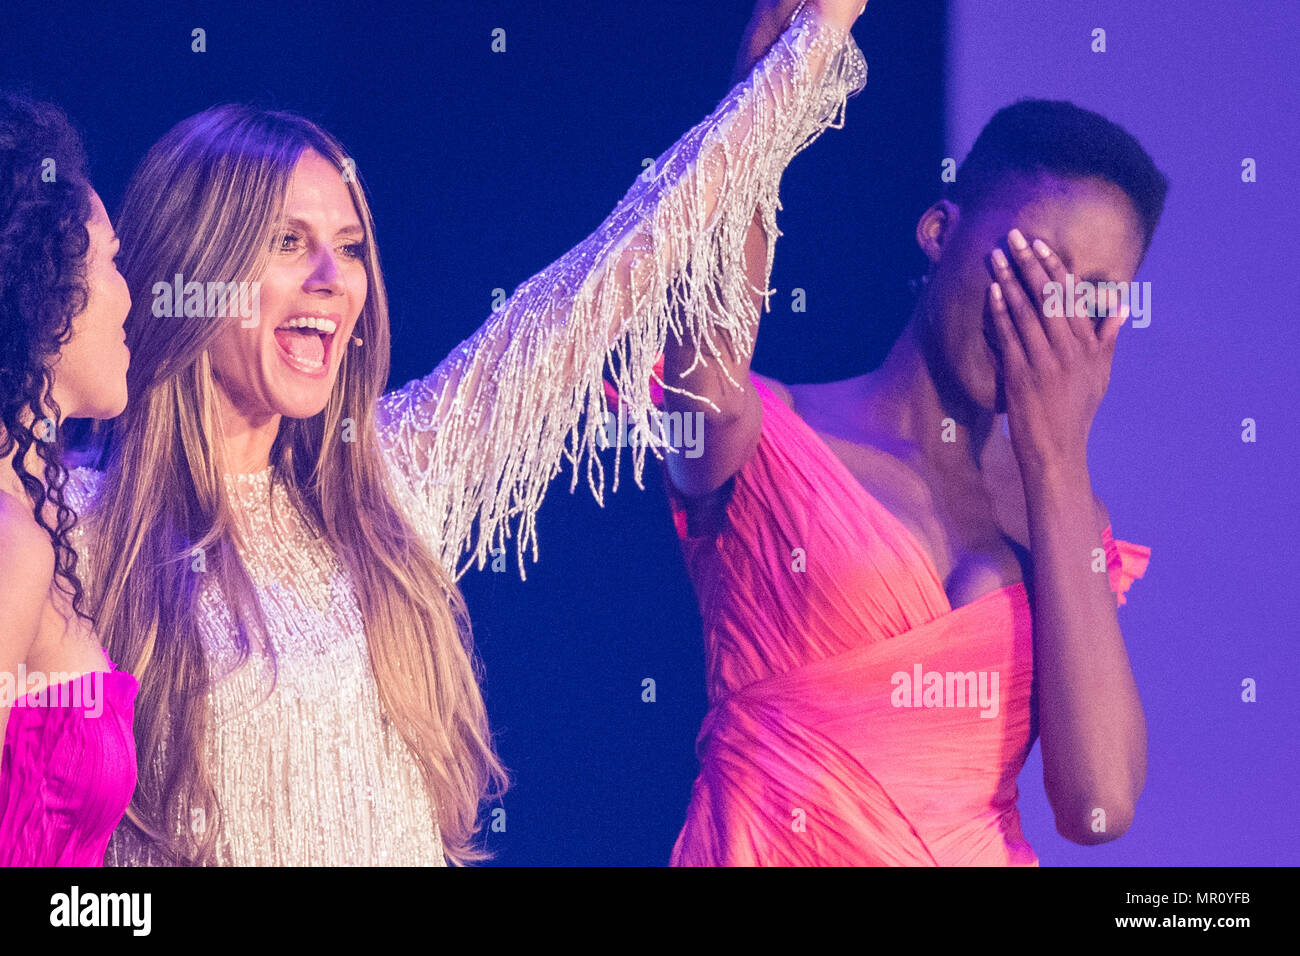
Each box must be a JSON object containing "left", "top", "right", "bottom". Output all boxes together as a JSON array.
[{"left": 987, "top": 227, "right": 1128, "bottom": 476}]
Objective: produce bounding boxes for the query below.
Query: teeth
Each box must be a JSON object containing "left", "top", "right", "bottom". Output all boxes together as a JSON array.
[{"left": 279, "top": 316, "right": 338, "bottom": 334}]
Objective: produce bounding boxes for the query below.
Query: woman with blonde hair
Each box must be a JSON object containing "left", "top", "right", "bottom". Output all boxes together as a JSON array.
[{"left": 67, "top": 0, "right": 869, "bottom": 865}]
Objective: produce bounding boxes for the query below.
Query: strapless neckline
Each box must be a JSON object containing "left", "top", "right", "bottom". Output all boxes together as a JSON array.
[
  {"left": 759, "top": 379, "right": 1024, "bottom": 614},
  {"left": 1, "top": 646, "right": 138, "bottom": 866},
  {"left": 13, "top": 647, "right": 133, "bottom": 707}
]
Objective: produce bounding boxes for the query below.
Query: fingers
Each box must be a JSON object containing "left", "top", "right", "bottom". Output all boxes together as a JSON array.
[
  {"left": 989, "top": 244, "right": 1051, "bottom": 366},
  {"left": 988, "top": 281, "right": 1026, "bottom": 370},
  {"left": 1097, "top": 301, "right": 1129, "bottom": 351},
  {"left": 1029, "top": 236, "right": 1067, "bottom": 288},
  {"left": 1006, "top": 228, "right": 1072, "bottom": 351},
  {"left": 1030, "top": 235, "right": 1095, "bottom": 347}
]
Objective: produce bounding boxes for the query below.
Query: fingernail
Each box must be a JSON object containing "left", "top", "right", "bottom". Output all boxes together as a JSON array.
[
  {"left": 991, "top": 248, "right": 1009, "bottom": 269},
  {"left": 991, "top": 281, "right": 1003, "bottom": 302},
  {"left": 1008, "top": 228, "right": 1028, "bottom": 251},
  {"left": 1032, "top": 238, "right": 1052, "bottom": 258}
]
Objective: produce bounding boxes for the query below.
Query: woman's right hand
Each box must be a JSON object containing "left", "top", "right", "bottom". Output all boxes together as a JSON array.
[{"left": 734, "top": 0, "right": 868, "bottom": 85}]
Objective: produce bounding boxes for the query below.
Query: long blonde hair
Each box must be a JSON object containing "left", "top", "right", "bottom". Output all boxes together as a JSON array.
[{"left": 88, "top": 105, "right": 506, "bottom": 865}]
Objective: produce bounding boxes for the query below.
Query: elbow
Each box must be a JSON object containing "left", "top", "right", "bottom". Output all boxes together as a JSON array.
[
  {"left": 1050, "top": 792, "right": 1138, "bottom": 845},
  {"left": 661, "top": 399, "right": 761, "bottom": 499},
  {"left": 1045, "top": 743, "right": 1147, "bottom": 845},
  {"left": 664, "top": 460, "right": 733, "bottom": 499}
]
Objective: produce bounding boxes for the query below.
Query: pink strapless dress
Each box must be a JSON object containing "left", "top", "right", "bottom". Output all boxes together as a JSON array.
[
  {"left": 650, "top": 374, "right": 1151, "bottom": 866},
  {"left": 1, "top": 648, "right": 138, "bottom": 866}
]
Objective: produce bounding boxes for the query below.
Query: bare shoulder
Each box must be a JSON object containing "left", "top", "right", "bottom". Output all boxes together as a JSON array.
[
  {"left": 0, "top": 493, "right": 55, "bottom": 659},
  {"left": 750, "top": 371, "right": 793, "bottom": 408},
  {"left": 0, "top": 493, "right": 54, "bottom": 577}
]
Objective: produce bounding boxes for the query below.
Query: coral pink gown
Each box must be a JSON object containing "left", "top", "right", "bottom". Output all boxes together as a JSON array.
[{"left": 654, "top": 374, "right": 1150, "bottom": 866}]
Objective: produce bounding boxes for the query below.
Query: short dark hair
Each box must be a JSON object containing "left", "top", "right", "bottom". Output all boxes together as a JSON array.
[{"left": 945, "top": 99, "right": 1169, "bottom": 258}]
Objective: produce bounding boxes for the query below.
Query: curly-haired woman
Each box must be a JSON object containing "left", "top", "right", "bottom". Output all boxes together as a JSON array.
[{"left": 0, "top": 92, "right": 136, "bottom": 866}]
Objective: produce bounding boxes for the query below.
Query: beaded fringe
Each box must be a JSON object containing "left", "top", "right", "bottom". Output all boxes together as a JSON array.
[{"left": 378, "top": 7, "right": 867, "bottom": 579}]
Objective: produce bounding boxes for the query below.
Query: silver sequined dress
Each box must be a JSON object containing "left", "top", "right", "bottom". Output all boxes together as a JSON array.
[{"left": 70, "top": 7, "right": 867, "bottom": 866}]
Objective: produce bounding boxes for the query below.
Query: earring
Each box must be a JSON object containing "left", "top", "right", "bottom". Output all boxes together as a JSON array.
[{"left": 350, "top": 335, "right": 363, "bottom": 347}]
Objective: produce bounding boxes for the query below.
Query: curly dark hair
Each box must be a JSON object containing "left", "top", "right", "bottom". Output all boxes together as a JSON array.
[{"left": 0, "top": 91, "right": 96, "bottom": 623}]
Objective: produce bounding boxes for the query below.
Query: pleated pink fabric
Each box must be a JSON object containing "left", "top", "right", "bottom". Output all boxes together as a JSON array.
[
  {"left": 656, "top": 374, "right": 1151, "bottom": 866},
  {"left": 1, "top": 648, "right": 138, "bottom": 866}
]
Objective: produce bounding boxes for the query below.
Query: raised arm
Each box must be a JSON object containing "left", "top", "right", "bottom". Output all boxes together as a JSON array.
[
  {"left": 377, "top": 1, "right": 868, "bottom": 579},
  {"left": 662, "top": 1, "right": 865, "bottom": 498}
]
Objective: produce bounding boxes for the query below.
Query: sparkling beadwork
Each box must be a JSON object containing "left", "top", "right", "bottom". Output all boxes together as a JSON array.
[
  {"left": 63, "top": 5, "right": 865, "bottom": 868},
  {"left": 78, "top": 466, "right": 446, "bottom": 866}
]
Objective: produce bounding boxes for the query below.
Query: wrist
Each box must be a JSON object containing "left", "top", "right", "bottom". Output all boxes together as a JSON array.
[
  {"left": 806, "top": 1, "right": 862, "bottom": 35},
  {"left": 1020, "top": 454, "right": 1091, "bottom": 499},
  {"left": 1011, "top": 425, "right": 1090, "bottom": 483}
]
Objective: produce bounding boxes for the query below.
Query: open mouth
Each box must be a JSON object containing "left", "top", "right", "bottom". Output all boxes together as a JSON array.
[{"left": 273, "top": 315, "right": 337, "bottom": 376}]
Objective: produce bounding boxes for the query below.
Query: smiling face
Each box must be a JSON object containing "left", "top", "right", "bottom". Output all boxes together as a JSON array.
[
  {"left": 917, "top": 172, "right": 1146, "bottom": 413},
  {"left": 207, "top": 148, "right": 367, "bottom": 424},
  {"left": 49, "top": 189, "right": 132, "bottom": 419}
]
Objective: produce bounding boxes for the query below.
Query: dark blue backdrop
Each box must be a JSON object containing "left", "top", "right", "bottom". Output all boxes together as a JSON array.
[{"left": 0, "top": 0, "right": 944, "bottom": 864}]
